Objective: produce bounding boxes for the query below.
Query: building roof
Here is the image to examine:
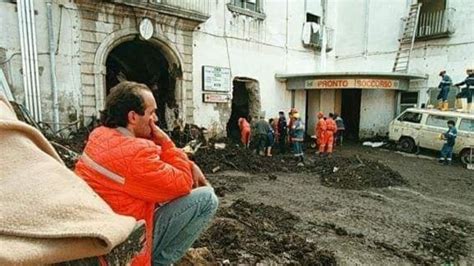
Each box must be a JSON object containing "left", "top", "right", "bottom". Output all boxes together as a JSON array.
[{"left": 275, "top": 71, "right": 428, "bottom": 81}]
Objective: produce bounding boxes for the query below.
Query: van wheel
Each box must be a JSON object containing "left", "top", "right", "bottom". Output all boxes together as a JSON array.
[
  {"left": 460, "top": 148, "right": 474, "bottom": 165},
  {"left": 399, "top": 137, "right": 415, "bottom": 153}
]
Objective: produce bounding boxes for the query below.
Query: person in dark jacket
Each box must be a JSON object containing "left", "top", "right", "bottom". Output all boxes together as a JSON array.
[
  {"left": 437, "top": 70, "right": 452, "bottom": 111},
  {"left": 454, "top": 68, "right": 474, "bottom": 113},
  {"left": 251, "top": 114, "right": 271, "bottom": 156},
  {"left": 438, "top": 120, "right": 457, "bottom": 165},
  {"left": 290, "top": 112, "right": 305, "bottom": 165},
  {"left": 277, "top": 111, "right": 288, "bottom": 153}
]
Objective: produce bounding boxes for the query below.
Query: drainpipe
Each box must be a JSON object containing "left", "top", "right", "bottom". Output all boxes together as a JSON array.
[
  {"left": 28, "top": 0, "right": 42, "bottom": 122},
  {"left": 319, "top": 0, "right": 327, "bottom": 71},
  {"left": 17, "top": 0, "right": 32, "bottom": 114},
  {"left": 18, "top": 0, "right": 41, "bottom": 122},
  {"left": 46, "top": 1, "right": 59, "bottom": 131},
  {"left": 363, "top": 0, "right": 370, "bottom": 58},
  {"left": 24, "top": 0, "right": 37, "bottom": 120}
]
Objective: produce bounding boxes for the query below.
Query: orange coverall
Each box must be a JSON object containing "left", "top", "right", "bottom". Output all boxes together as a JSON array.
[
  {"left": 316, "top": 117, "right": 327, "bottom": 153},
  {"left": 325, "top": 117, "right": 337, "bottom": 153}
]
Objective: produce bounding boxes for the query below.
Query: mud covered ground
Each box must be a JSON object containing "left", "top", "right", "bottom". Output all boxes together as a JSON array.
[
  {"left": 192, "top": 143, "right": 474, "bottom": 265},
  {"left": 48, "top": 128, "right": 473, "bottom": 265}
]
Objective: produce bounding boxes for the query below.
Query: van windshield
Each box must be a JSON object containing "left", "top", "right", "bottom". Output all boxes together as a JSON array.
[{"left": 398, "top": 111, "right": 422, "bottom": 123}]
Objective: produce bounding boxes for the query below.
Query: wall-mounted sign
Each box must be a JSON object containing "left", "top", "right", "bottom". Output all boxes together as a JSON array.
[
  {"left": 203, "top": 93, "right": 231, "bottom": 103},
  {"left": 139, "top": 18, "right": 154, "bottom": 40},
  {"left": 202, "top": 66, "right": 231, "bottom": 92},
  {"left": 305, "top": 78, "right": 400, "bottom": 90}
]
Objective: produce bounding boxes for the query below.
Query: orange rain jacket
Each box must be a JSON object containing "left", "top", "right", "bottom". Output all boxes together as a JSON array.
[
  {"left": 325, "top": 117, "right": 338, "bottom": 151},
  {"left": 75, "top": 126, "right": 194, "bottom": 266}
]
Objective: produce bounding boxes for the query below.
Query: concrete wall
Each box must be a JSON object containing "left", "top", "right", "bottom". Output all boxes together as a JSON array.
[
  {"left": 0, "top": 0, "right": 82, "bottom": 124},
  {"left": 192, "top": 0, "right": 321, "bottom": 133},
  {"left": 359, "top": 89, "right": 397, "bottom": 138}
]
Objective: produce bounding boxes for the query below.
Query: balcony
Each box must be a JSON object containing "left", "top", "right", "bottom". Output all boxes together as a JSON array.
[
  {"left": 109, "top": 0, "right": 211, "bottom": 22},
  {"left": 416, "top": 8, "right": 455, "bottom": 40}
]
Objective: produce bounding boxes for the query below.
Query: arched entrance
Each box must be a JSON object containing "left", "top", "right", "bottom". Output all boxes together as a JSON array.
[
  {"left": 105, "top": 40, "right": 178, "bottom": 129},
  {"left": 226, "top": 77, "right": 261, "bottom": 142}
]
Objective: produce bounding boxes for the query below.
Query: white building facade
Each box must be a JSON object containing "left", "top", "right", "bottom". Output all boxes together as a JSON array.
[{"left": 0, "top": 0, "right": 472, "bottom": 138}]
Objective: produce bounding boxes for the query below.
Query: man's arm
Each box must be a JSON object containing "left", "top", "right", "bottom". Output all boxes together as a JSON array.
[
  {"left": 123, "top": 144, "right": 194, "bottom": 203},
  {"left": 455, "top": 78, "right": 466, "bottom": 87}
]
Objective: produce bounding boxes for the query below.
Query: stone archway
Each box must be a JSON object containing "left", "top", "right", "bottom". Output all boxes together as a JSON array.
[{"left": 92, "top": 28, "right": 184, "bottom": 126}]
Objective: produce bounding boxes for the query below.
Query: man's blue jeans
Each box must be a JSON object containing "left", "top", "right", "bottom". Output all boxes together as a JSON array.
[
  {"left": 152, "top": 186, "right": 218, "bottom": 265},
  {"left": 439, "top": 143, "right": 454, "bottom": 161}
]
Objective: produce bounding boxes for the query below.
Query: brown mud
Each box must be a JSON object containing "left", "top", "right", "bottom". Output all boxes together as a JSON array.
[{"left": 44, "top": 127, "right": 473, "bottom": 265}]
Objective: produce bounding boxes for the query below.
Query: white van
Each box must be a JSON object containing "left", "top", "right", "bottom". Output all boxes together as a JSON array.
[{"left": 389, "top": 108, "right": 474, "bottom": 164}]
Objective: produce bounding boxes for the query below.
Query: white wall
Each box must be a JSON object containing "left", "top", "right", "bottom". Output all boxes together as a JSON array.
[
  {"left": 359, "top": 89, "right": 397, "bottom": 137},
  {"left": 0, "top": 1, "right": 82, "bottom": 124},
  {"left": 192, "top": 0, "right": 320, "bottom": 131},
  {"left": 332, "top": 0, "right": 474, "bottom": 87}
]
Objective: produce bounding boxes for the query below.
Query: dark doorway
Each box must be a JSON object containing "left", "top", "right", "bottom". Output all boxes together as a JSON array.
[
  {"left": 106, "top": 40, "right": 177, "bottom": 129},
  {"left": 341, "top": 89, "right": 361, "bottom": 140},
  {"left": 227, "top": 80, "right": 250, "bottom": 142}
]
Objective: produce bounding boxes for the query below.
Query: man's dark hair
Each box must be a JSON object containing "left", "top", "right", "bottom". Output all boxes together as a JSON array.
[
  {"left": 100, "top": 81, "right": 151, "bottom": 128},
  {"left": 329, "top": 113, "right": 334, "bottom": 118},
  {"left": 447, "top": 120, "right": 455, "bottom": 126}
]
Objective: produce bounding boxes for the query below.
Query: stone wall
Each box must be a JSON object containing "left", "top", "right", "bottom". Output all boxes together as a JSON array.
[{"left": 75, "top": 1, "right": 199, "bottom": 123}]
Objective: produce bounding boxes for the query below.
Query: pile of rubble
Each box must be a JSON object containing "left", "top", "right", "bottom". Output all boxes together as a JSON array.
[
  {"left": 193, "top": 199, "right": 337, "bottom": 265},
  {"left": 193, "top": 140, "right": 407, "bottom": 190}
]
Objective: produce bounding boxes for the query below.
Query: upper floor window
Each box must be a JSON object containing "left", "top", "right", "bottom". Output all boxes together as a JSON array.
[
  {"left": 232, "top": 0, "right": 261, "bottom": 12},
  {"left": 416, "top": 0, "right": 455, "bottom": 40},
  {"left": 227, "top": 0, "right": 265, "bottom": 20}
]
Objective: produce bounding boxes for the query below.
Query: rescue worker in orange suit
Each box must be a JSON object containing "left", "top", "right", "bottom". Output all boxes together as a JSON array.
[
  {"left": 315, "top": 112, "right": 327, "bottom": 156},
  {"left": 75, "top": 81, "right": 218, "bottom": 266},
  {"left": 326, "top": 113, "right": 338, "bottom": 156},
  {"left": 238, "top": 117, "right": 251, "bottom": 148}
]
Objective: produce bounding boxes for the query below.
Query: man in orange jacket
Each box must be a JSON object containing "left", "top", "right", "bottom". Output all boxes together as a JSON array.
[
  {"left": 315, "top": 112, "right": 327, "bottom": 156},
  {"left": 75, "top": 81, "right": 218, "bottom": 266}
]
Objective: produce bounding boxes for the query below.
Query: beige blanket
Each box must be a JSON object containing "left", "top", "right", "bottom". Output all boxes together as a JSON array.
[{"left": 0, "top": 95, "right": 137, "bottom": 265}]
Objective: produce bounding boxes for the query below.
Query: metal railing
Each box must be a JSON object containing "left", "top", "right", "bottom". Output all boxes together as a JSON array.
[
  {"left": 416, "top": 8, "right": 455, "bottom": 38},
  {"left": 151, "top": 0, "right": 210, "bottom": 16}
]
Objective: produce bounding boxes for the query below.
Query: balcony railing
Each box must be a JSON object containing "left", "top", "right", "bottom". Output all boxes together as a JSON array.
[
  {"left": 416, "top": 8, "right": 455, "bottom": 39},
  {"left": 152, "top": 0, "right": 210, "bottom": 17},
  {"left": 109, "top": 0, "right": 210, "bottom": 21}
]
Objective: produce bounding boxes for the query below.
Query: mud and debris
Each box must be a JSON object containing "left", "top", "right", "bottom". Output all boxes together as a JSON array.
[
  {"left": 411, "top": 217, "right": 474, "bottom": 263},
  {"left": 12, "top": 111, "right": 472, "bottom": 265},
  {"left": 194, "top": 199, "right": 337, "bottom": 265},
  {"left": 193, "top": 141, "right": 407, "bottom": 190}
]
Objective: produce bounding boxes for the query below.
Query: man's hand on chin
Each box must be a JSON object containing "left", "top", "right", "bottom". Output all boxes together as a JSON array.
[{"left": 149, "top": 120, "right": 171, "bottom": 145}]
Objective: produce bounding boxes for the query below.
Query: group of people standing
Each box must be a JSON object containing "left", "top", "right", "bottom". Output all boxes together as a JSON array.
[
  {"left": 237, "top": 109, "right": 345, "bottom": 165},
  {"left": 437, "top": 68, "right": 474, "bottom": 112}
]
